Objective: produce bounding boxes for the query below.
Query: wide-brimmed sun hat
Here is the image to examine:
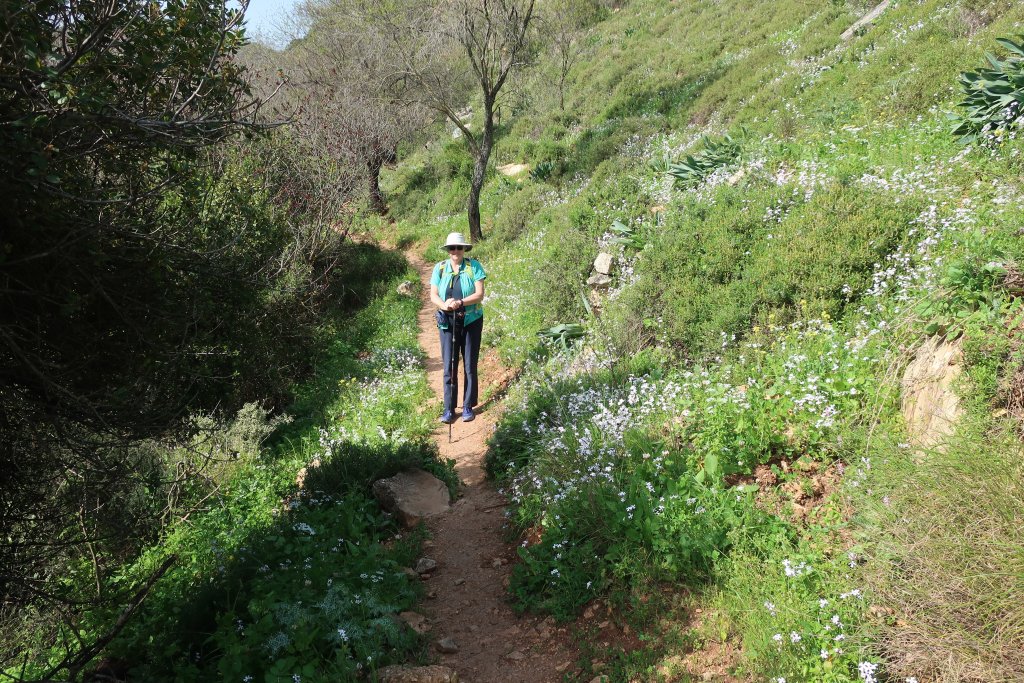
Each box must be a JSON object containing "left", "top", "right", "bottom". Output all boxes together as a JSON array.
[{"left": 442, "top": 231, "right": 473, "bottom": 252}]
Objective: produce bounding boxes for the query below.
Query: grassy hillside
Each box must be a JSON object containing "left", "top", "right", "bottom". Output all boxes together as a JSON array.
[{"left": 383, "top": 0, "right": 1024, "bottom": 681}]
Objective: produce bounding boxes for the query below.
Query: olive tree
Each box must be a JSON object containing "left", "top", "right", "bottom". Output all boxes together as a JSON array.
[
  {"left": 280, "top": 4, "right": 430, "bottom": 215},
  {"left": 327, "top": 0, "right": 537, "bottom": 241}
]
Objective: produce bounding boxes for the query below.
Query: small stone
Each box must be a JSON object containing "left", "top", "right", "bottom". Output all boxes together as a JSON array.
[
  {"left": 702, "top": 673, "right": 715, "bottom": 681},
  {"left": 397, "top": 281, "right": 416, "bottom": 296},
  {"left": 415, "top": 557, "right": 438, "bottom": 574},
  {"left": 491, "top": 557, "right": 504, "bottom": 568},
  {"left": 436, "top": 637, "right": 459, "bottom": 654},
  {"left": 589, "top": 676, "right": 609, "bottom": 683},
  {"left": 505, "top": 650, "right": 526, "bottom": 661},
  {"left": 454, "top": 578, "right": 466, "bottom": 586},
  {"left": 399, "top": 611, "right": 430, "bottom": 635},
  {"left": 587, "top": 272, "right": 612, "bottom": 287},
  {"left": 556, "top": 662, "right": 572, "bottom": 672},
  {"left": 593, "top": 252, "right": 613, "bottom": 275},
  {"left": 426, "top": 590, "right": 437, "bottom": 599},
  {"left": 598, "top": 621, "right": 610, "bottom": 629}
]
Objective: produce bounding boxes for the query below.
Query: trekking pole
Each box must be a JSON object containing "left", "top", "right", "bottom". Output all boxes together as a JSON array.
[
  {"left": 448, "top": 307, "right": 464, "bottom": 446},
  {"left": 449, "top": 309, "right": 458, "bottom": 444}
]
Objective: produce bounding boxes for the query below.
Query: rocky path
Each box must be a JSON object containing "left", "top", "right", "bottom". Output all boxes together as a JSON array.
[{"left": 406, "top": 252, "right": 579, "bottom": 683}]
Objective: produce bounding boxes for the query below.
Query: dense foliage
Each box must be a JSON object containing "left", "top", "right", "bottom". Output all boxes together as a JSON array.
[{"left": 0, "top": 2, "right": 394, "bottom": 677}]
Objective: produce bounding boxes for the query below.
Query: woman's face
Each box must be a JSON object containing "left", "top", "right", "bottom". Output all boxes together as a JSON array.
[{"left": 447, "top": 246, "right": 465, "bottom": 264}]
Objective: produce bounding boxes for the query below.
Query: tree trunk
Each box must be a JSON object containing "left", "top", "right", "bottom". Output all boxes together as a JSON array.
[
  {"left": 367, "top": 159, "right": 387, "bottom": 215},
  {"left": 467, "top": 98, "right": 494, "bottom": 242}
]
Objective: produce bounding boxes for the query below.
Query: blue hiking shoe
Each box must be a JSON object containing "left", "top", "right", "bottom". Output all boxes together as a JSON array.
[
  {"left": 439, "top": 410, "right": 455, "bottom": 424},
  {"left": 462, "top": 406, "right": 475, "bottom": 422}
]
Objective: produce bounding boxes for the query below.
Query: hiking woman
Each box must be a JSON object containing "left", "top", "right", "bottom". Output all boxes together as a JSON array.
[{"left": 430, "top": 232, "right": 486, "bottom": 424}]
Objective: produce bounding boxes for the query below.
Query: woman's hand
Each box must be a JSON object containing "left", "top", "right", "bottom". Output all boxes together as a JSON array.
[{"left": 444, "top": 297, "right": 458, "bottom": 311}]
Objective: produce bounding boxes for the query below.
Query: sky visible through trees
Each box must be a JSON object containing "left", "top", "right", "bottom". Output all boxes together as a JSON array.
[{"left": 243, "top": 0, "right": 303, "bottom": 45}]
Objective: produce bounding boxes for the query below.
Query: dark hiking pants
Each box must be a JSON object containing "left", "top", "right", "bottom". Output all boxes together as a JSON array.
[{"left": 439, "top": 316, "right": 483, "bottom": 413}]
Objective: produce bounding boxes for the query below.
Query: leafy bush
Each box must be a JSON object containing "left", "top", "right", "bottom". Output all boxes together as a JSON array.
[
  {"left": 915, "top": 231, "right": 1024, "bottom": 337},
  {"left": 491, "top": 184, "right": 546, "bottom": 244},
  {"left": 5, "top": 250, "right": 449, "bottom": 681},
  {"left": 953, "top": 36, "right": 1024, "bottom": 142},
  {"left": 616, "top": 184, "right": 915, "bottom": 357}
]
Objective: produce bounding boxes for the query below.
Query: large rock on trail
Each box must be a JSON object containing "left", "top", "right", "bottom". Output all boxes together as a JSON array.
[
  {"left": 372, "top": 469, "right": 451, "bottom": 527},
  {"left": 377, "top": 664, "right": 459, "bottom": 683}
]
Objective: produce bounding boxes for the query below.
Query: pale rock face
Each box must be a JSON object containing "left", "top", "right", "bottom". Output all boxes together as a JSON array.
[
  {"left": 593, "top": 252, "right": 614, "bottom": 275},
  {"left": 397, "top": 280, "right": 416, "bottom": 296},
  {"left": 372, "top": 469, "right": 451, "bottom": 528},
  {"left": 497, "top": 162, "right": 530, "bottom": 177},
  {"left": 587, "top": 273, "right": 612, "bottom": 287},
  {"left": 901, "top": 335, "right": 963, "bottom": 456},
  {"left": 841, "top": 0, "right": 891, "bottom": 40}
]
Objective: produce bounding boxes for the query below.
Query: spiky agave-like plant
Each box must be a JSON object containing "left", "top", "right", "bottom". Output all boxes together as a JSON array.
[{"left": 953, "top": 36, "right": 1024, "bottom": 143}]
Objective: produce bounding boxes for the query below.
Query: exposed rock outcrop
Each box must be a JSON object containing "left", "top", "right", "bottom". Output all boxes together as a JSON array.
[
  {"left": 901, "top": 335, "right": 963, "bottom": 456},
  {"left": 497, "top": 162, "right": 530, "bottom": 177},
  {"left": 841, "top": 0, "right": 891, "bottom": 40}
]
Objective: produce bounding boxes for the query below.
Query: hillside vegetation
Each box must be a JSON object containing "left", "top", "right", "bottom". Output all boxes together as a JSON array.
[
  {"left": 6, "top": 0, "right": 1024, "bottom": 681},
  {"left": 385, "top": 0, "right": 1024, "bottom": 681}
]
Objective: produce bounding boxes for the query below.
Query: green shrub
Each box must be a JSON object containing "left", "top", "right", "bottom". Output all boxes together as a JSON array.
[
  {"left": 491, "top": 184, "right": 546, "bottom": 244},
  {"left": 620, "top": 183, "right": 919, "bottom": 356}
]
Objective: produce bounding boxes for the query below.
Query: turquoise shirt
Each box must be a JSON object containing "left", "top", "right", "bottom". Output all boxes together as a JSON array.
[{"left": 431, "top": 257, "right": 486, "bottom": 327}]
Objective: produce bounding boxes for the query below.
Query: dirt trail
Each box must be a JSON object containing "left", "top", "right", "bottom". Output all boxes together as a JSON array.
[{"left": 407, "top": 252, "right": 578, "bottom": 683}]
